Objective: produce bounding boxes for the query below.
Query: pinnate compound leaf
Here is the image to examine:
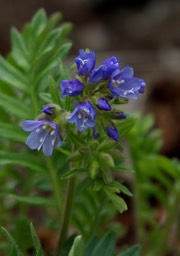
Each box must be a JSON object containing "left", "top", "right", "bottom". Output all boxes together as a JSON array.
[
  {"left": 118, "top": 244, "right": 141, "bottom": 256},
  {"left": 68, "top": 235, "right": 84, "bottom": 256},
  {"left": 1, "top": 227, "right": 24, "bottom": 256},
  {"left": 91, "top": 231, "right": 116, "bottom": 256},
  {"left": 30, "top": 223, "right": 43, "bottom": 256}
]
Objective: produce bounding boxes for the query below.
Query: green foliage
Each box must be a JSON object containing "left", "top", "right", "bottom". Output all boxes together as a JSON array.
[
  {"left": 0, "top": 9, "right": 72, "bottom": 254},
  {"left": 128, "top": 115, "right": 180, "bottom": 255},
  {"left": 1, "top": 227, "right": 24, "bottom": 256},
  {"left": 68, "top": 236, "right": 84, "bottom": 256},
  {"left": 1, "top": 223, "right": 44, "bottom": 256},
  {"left": 30, "top": 223, "right": 43, "bottom": 256},
  {"left": 118, "top": 245, "right": 141, "bottom": 256}
]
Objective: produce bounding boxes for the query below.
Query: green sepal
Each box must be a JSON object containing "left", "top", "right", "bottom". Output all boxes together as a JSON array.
[
  {"left": 99, "top": 152, "right": 115, "bottom": 168},
  {"left": 89, "top": 160, "right": 99, "bottom": 180}
]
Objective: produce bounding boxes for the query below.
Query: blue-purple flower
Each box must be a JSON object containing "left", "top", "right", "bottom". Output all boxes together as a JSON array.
[
  {"left": 22, "top": 120, "right": 61, "bottom": 157},
  {"left": 74, "top": 49, "right": 96, "bottom": 76},
  {"left": 60, "top": 79, "right": 84, "bottom": 97},
  {"left": 106, "top": 124, "right": 119, "bottom": 141},
  {"left": 108, "top": 66, "right": 145, "bottom": 99},
  {"left": 138, "top": 79, "right": 146, "bottom": 93},
  {"left": 67, "top": 101, "right": 96, "bottom": 132},
  {"left": 97, "top": 98, "right": 111, "bottom": 111},
  {"left": 43, "top": 105, "right": 54, "bottom": 115},
  {"left": 89, "top": 56, "right": 120, "bottom": 84}
]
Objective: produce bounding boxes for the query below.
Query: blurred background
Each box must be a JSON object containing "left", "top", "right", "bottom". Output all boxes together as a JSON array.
[
  {"left": 0, "top": 0, "right": 180, "bottom": 158},
  {"left": 0, "top": 1, "right": 179, "bottom": 255}
]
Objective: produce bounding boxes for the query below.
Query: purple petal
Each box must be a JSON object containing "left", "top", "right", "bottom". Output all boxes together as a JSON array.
[
  {"left": 106, "top": 125, "right": 119, "bottom": 141},
  {"left": 97, "top": 98, "right": 111, "bottom": 111},
  {"left": 43, "top": 105, "right": 54, "bottom": 115},
  {"left": 74, "top": 49, "right": 96, "bottom": 76},
  {"left": 42, "top": 130, "right": 56, "bottom": 157},
  {"left": 22, "top": 120, "right": 44, "bottom": 132},
  {"left": 26, "top": 127, "right": 49, "bottom": 150},
  {"left": 60, "top": 79, "right": 84, "bottom": 97}
]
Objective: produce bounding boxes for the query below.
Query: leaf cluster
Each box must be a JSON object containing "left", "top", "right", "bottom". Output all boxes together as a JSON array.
[{"left": 128, "top": 115, "right": 180, "bottom": 255}]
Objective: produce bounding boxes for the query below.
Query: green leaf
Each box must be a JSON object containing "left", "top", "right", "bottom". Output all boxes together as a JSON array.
[
  {"left": 105, "top": 190, "right": 128, "bottom": 213},
  {"left": 31, "top": 9, "right": 47, "bottom": 38},
  {"left": 91, "top": 231, "right": 116, "bottom": 256},
  {"left": 61, "top": 167, "right": 86, "bottom": 180},
  {"left": 0, "top": 93, "right": 31, "bottom": 119},
  {"left": 0, "top": 151, "right": 45, "bottom": 173},
  {"left": 0, "top": 122, "right": 27, "bottom": 143},
  {"left": 48, "top": 75, "right": 61, "bottom": 106},
  {"left": 68, "top": 235, "right": 84, "bottom": 256},
  {"left": 1, "top": 227, "right": 24, "bottom": 256},
  {"left": 118, "top": 244, "right": 141, "bottom": 256},
  {"left": 47, "top": 12, "right": 63, "bottom": 30},
  {"left": 117, "top": 115, "right": 137, "bottom": 138},
  {"left": 112, "top": 166, "right": 134, "bottom": 173},
  {"left": 0, "top": 56, "right": 28, "bottom": 91},
  {"left": 107, "top": 182, "right": 133, "bottom": 197},
  {"left": 39, "top": 92, "right": 52, "bottom": 103},
  {"left": 11, "top": 28, "right": 30, "bottom": 70},
  {"left": 35, "top": 42, "right": 72, "bottom": 87},
  {"left": 57, "top": 147, "right": 71, "bottom": 156},
  {"left": 30, "top": 223, "right": 43, "bottom": 256},
  {"left": 9, "top": 194, "right": 54, "bottom": 206}
]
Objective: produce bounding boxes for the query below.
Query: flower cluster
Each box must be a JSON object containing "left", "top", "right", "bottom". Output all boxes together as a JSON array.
[
  {"left": 60, "top": 49, "right": 145, "bottom": 139},
  {"left": 22, "top": 49, "right": 146, "bottom": 156}
]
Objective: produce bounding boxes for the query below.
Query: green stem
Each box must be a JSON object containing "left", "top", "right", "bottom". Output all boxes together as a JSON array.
[
  {"left": 46, "top": 158, "right": 62, "bottom": 221},
  {"left": 56, "top": 176, "right": 76, "bottom": 256}
]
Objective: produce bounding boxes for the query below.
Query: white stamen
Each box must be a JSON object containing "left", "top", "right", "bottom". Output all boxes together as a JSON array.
[
  {"left": 36, "top": 128, "right": 40, "bottom": 133},
  {"left": 50, "top": 130, "right": 55, "bottom": 136},
  {"left": 66, "top": 88, "right": 73, "bottom": 93},
  {"left": 117, "top": 79, "right": 125, "bottom": 84},
  {"left": 84, "top": 117, "right": 88, "bottom": 123},
  {"left": 78, "top": 113, "right": 82, "bottom": 119},
  {"left": 40, "top": 137, "right": 44, "bottom": 143},
  {"left": 52, "top": 139, "right": 55, "bottom": 146},
  {"left": 42, "top": 125, "right": 46, "bottom": 129}
]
